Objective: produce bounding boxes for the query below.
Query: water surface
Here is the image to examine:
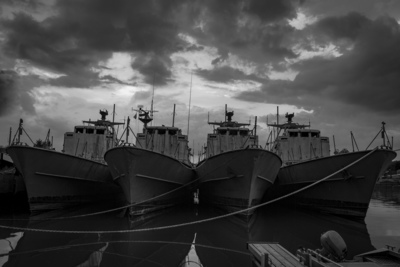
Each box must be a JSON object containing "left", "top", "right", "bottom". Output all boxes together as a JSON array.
[{"left": 0, "top": 184, "right": 399, "bottom": 266}]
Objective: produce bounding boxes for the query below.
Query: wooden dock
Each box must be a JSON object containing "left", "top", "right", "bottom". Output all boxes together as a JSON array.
[{"left": 248, "top": 242, "right": 304, "bottom": 267}]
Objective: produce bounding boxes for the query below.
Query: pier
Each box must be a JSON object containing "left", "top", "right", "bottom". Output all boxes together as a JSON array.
[{"left": 247, "top": 242, "right": 304, "bottom": 267}]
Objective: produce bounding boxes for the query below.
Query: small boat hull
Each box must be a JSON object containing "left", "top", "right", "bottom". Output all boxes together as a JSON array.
[
  {"left": 7, "top": 145, "right": 122, "bottom": 213},
  {"left": 265, "top": 149, "right": 396, "bottom": 218},
  {"left": 196, "top": 148, "right": 282, "bottom": 217},
  {"left": 104, "top": 146, "right": 195, "bottom": 216}
]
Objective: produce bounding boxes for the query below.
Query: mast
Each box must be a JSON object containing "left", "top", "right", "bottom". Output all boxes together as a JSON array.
[
  {"left": 8, "top": 127, "right": 12, "bottom": 146},
  {"left": 254, "top": 116, "right": 257, "bottom": 145},
  {"left": 112, "top": 104, "right": 116, "bottom": 148},
  {"left": 277, "top": 106, "right": 279, "bottom": 125},
  {"left": 225, "top": 104, "right": 227, "bottom": 122},
  {"left": 187, "top": 72, "right": 192, "bottom": 136},
  {"left": 126, "top": 116, "right": 130, "bottom": 144},
  {"left": 172, "top": 104, "right": 176, "bottom": 127},
  {"left": 151, "top": 73, "right": 155, "bottom": 126}
]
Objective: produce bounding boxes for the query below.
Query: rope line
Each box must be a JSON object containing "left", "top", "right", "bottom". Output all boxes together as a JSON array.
[
  {"left": 0, "top": 240, "right": 250, "bottom": 257},
  {"left": 0, "top": 148, "right": 378, "bottom": 234}
]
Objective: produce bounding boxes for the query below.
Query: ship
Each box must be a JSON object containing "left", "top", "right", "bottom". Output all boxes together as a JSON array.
[
  {"left": 104, "top": 105, "right": 195, "bottom": 217},
  {"left": 264, "top": 113, "right": 397, "bottom": 218},
  {"left": 6, "top": 109, "right": 124, "bottom": 213},
  {"left": 195, "top": 105, "right": 282, "bottom": 218}
]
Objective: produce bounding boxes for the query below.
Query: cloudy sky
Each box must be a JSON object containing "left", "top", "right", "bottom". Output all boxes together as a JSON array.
[{"left": 1, "top": 0, "right": 400, "bottom": 161}]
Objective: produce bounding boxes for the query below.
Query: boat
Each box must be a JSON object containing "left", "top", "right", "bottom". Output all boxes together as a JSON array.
[
  {"left": 6, "top": 109, "right": 124, "bottom": 213},
  {"left": 104, "top": 105, "right": 195, "bottom": 217},
  {"left": 248, "top": 232, "right": 400, "bottom": 267},
  {"left": 0, "top": 147, "right": 27, "bottom": 210},
  {"left": 264, "top": 113, "right": 397, "bottom": 218},
  {"left": 195, "top": 105, "right": 282, "bottom": 218}
]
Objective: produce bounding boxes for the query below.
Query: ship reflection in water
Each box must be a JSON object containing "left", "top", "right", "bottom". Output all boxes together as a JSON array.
[{"left": 0, "top": 185, "right": 399, "bottom": 267}]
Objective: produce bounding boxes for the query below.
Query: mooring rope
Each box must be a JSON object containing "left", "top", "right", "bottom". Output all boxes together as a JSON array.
[
  {"left": 0, "top": 147, "right": 378, "bottom": 234},
  {"left": 0, "top": 240, "right": 250, "bottom": 257}
]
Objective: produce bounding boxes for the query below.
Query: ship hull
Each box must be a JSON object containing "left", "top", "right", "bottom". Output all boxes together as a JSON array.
[
  {"left": 104, "top": 146, "right": 195, "bottom": 216},
  {"left": 196, "top": 148, "right": 282, "bottom": 217},
  {"left": 265, "top": 149, "right": 396, "bottom": 218},
  {"left": 6, "top": 145, "right": 122, "bottom": 213}
]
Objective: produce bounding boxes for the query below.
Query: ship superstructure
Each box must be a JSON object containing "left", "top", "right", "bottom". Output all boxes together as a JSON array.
[
  {"left": 63, "top": 110, "right": 122, "bottom": 163},
  {"left": 268, "top": 113, "right": 330, "bottom": 165}
]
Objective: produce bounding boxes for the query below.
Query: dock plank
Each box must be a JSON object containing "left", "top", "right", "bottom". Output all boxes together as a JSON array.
[{"left": 248, "top": 243, "right": 303, "bottom": 267}]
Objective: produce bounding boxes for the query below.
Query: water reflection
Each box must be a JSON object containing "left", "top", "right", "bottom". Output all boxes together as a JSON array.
[
  {"left": 372, "top": 184, "right": 400, "bottom": 207},
  {"left": 0, "top": 185, "right": 399, "bottom": 267}
]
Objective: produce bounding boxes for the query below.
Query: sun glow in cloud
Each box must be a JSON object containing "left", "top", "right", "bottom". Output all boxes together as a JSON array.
[{"left": 288, "top": 11, "right": 318, "bottom": 30}]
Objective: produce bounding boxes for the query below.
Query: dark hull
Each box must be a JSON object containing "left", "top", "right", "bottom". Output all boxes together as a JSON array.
[
  {"left": 265, "top": 149, "right": 396, "bottom": 218},
  {"left": 6, "top": 145, "right": 122, "bottom": 213},
  {"left": 196, "top": 148, "right": 282, "bottom": 217},
  {"left": 104, "top": 146, "right": 195, "bottom": 216}
]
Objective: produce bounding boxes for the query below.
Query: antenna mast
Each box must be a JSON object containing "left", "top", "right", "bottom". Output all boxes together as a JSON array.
[
  {"left": 151, "top": 73, "right": 155, "bottom": 126},
  {"left": 172, "top": 104, "right": 176, "bottom": 127},
  {"left": 187, "top": 72, "right": 192, "bottom": 136}
]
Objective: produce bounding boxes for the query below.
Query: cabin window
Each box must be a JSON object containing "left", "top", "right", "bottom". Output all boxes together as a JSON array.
[
  {"left": 138, "top": 133, "right": 145, "bottom": 138},
  {"left": 219, "top": 129, "right": 227, "bottom": 135},
  {"left": 147, "top": 129, "right": 154, "bottom": 134},
  {"left": 289, "top": 132, "right": 297, "bottom": 137},
  {"left": 158, "top": 129, "right": 166, "bottom": 135},
  {"left": 97, "top": 129, "right": 105, "bottom": 134},
  {"left": 301, "top": 132, "right": 309, "bottom": 137},
  {"left": 249, "top": 136, "right": 255, "bottom": 139},
  {"left": 229, "top": 130, "right": 238, "bottom": 135},
  {"left": 178, "top": 136, "right": 186, "bottom": 140},
  {"left": 75, "top": 127, "right": 84, "bottom": 133},
  {"left": 209, "top": 135, "right": 217, "bottom": 139},
  {"left": 86, "top": 128, "right": 94, "bottom": 134},
  {"left": 240, "top": 130, "right": 248, "bottom": 136},
  {"left": 311, "top": 132, "right": 319, "bottom": 137},
  {"left": 169, "top": 130, "right": 177, "bottom": 135},
  {"left": 66, "top": 133, "right": 74, "bottom": 137},
  {"left": 321, "top": 138, "right": 328, "bottom": 142}
]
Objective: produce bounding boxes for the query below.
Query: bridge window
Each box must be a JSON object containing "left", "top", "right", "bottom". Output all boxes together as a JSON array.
[
  {"left": 311, "top": 132, "right": 319, "bottom": 137},
  {"left": 229, "top": 130, "right": 238, "bottom": 135},
  {"left": 86, "top": 128, "right": 94, "bottom": 134},
  {"left": 289, "top": 132, "right": 298, "bottom": 137},
  {"left": 158, "top": 129, "right": 166, "bottom": 135},
  {"left": 240, "top": 130, "right": 248, "bottom": 136},
  {"left": 219, "top": 130, "right": 227, "bottom": 135},
  {"left": 96, "top": 129, "right": 105, "bottom": 134},
  {"left": 301, "top": 132, "right": 309, "bottom": 137},
  {"left": 75, "top": 127, "right": 84, "bottom": 133},
  {"left": 147, "top": 129, "right": 154, "bottom": 134},
  {"left": 168, "top": 130, "right": 177, "bottom": 135}
]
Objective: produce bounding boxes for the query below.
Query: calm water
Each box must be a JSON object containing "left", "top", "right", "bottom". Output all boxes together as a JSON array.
[{"left": 0, "top": 184, "right": 399, "bottom": 267}]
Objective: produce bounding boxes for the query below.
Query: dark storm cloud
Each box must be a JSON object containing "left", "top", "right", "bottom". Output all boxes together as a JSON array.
[
  {"left": 196, "top": 66, "right": 267, "bottom": 83},
  {"left": 0, "top": 0, "right": 190, "bottom": 88},
  {"left": 235, "top": 14, "right": 400, "bottom": 114},
  {"left": 132, "top": 54, "right": 173, "bottom": 86},
  {"left": 0, "top": 70, "right": 17, "bottom": 116},
  {"left": 244, "top": 0, "right": 301, "bottom": 22},
  {"left": 0, "top": 0, "right": 306, "bottom": 92},
  {"left": 0, "top": 70, "right": 43, "bottom": 116},
  {"left": 186, "top": 0, "right": 301, "bottom": 66}
]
